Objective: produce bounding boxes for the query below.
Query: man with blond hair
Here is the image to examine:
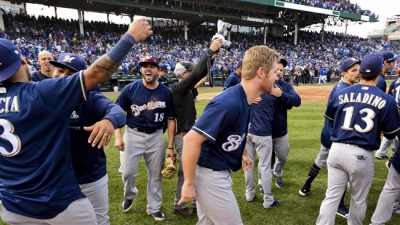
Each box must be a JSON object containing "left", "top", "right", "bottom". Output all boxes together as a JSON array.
[
  {"left": 31, "top": 50, "right": 54, "bottom": 81},
  {"left": 178, "top": 46, "right": 279, "bottom": 224}
]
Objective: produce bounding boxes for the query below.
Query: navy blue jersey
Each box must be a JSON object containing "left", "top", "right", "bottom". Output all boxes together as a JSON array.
[
  {"left": 271, "top": 79, "right": 301, "bottom": 139},
  {"left": 388, "top": 77, "right": 399, "bottom": 97},
  {"left": 392, "top": 78, "right": 400, "bottom": 103},
  {"left": 70, "top": 90, "right": 125, "bottom": 184},
  {"left": 0, "top": 72, "right": 87, "bottom": 219},
  {"left": 376, "top": 75, "right": 387, "bottom": 93},
  {"left": 249, "top": 94, "right": 276, "bottom": 136},
  {"left": 320, "top": 81, "right": 351, "bottom": 149},
  {"left": 223, "top": 72, "right": 241, "bottom": 90},
  {"left": 325, "top": 85, "right": 400, "bottom": 151},
  {"left": 116, "top": 79, "right": 174, "bottom": 131},
  {"left": 392, "top": 101, "right": 400, "bottom": 174},
  {"left": 193, "top": 85, "right": 253, "bottom": 171},
  {"left": 30, "top": 71, "right": 51, "bottom": 82}
]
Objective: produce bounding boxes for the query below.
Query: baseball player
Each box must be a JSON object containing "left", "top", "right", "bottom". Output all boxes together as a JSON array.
[
  {"left": 299, "top": 58, "right": 360, "bottom": 218},
  {"left": 178, "top": 45, "right": 279, "bottom": 224},
  {"left": 270, "top": 59, "right": 301, "bottom": 188},
  {"left": 316, "top": 53, "right": 400, "bottom": 225},
  {"left": 50, "top": 53, "right": 126, "bottom": 225},
  {"left": 158, "top": 64, "right": 169, "bottom": 85},
  {"left": 245, "top": 93, "right": 280, "bottom": 208},
  {"left": 223, "top": 61, "right": 242, "bottom": 90},
  {"left": 0, "top": 18, "right": 152, "bottom": 224},
  {"left": 30, "top": 50, "right": 54, "bottom": 81},
  {"left": 114, "top": 55, "right": 176, "bottom": 221},
  {"left": 171, "top": 39, "right": 222, "bottom": 217},
  {"left": 375, "top": 51, "right": 398, "bottom": 160}
]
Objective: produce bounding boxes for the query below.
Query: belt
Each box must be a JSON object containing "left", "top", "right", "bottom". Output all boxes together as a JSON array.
[
  {"left": 178, "top": 132, "right": 187, "bottom": 137},
  {"left": 129, "top": 126, "right": 158, "bottom": 134}
]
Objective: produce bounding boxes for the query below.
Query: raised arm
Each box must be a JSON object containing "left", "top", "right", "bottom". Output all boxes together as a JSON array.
[{"left": 84, "top": 18, "right": 152, "bottom": 90}]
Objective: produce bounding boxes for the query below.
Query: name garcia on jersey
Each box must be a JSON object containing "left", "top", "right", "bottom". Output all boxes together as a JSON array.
[
  {"left": 338, "top": 92, "right": 386, "bottom": 109},
  {"left": 0, "top": 96, "right": 20, "bottom": 113},
  {"left": 131, "top": 101, "right": 166, "bottom": 116}
]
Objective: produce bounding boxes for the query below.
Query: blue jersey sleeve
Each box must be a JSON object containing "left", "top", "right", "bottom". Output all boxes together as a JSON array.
[
  {"left": 223, "top": 73, "right": 240, "bottom": 90},
  {"left": 87, "top": 91, "right": 126, "bottom": 129},
  {"left": 37, "top": 71, "right": 87, "bottom": 119},
  {"left": 381, "top": 97, "right": 400, "bottom": 140}
]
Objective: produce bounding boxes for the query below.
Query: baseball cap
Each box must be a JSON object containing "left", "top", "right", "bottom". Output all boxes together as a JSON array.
[
  {"left": 159, "top": 64, "right": 168, "bottom": 72},
  {"left": 0, "top": 39, "right": 22, "bottom": 83},
  {"left": 237, "top": 61, "right": 243, "bottom": 68},
  {"left": 278, "top": 59, "right": 287, "bottom": 68},
  {"left": 380, "top": 50, "right": 397, "bottom": 62},
  {"left": 340, "top": 58, "right": 361, "bottom": 72},
  {"left": 174, "top": 62, "right": 196, "bottom": 76},
  {"left": 360, "top": 54, "right": 384, "bottom": 74},
  {"left": 50, "top": 53, "right": 87, "bottom": 72},
  {"left": 139, "top": 55, "right": 159, "bottom": 68}
]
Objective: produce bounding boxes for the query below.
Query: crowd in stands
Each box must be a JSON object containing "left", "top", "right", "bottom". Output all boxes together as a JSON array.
[{"left": 1, "top": 12, "right": 398, "bottom": 82}]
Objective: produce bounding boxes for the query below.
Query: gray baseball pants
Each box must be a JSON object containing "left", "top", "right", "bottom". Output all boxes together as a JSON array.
[
  {"left": 119, "top": 127, "right": 165, "bottom": 214},
  {"left": 195, "top": 165, "right": 243, "bottom": 225},
  {"left": 315, "top": 144, "right": 330, "bottom": 169},
  {"left": 317, "top": 143, "right": 374, "bottom": 225},
  {"left": 245, "top": 134, "right": 275, "bottom": 207},
  {"left": 370, "top": 165, "right": 400, "bottom": 225},
  {"left": 375, "top": 136, "right": 398, "bottom": 158},
  {"left": 273, "top": 134, "right": 290, "bottom": 178}
]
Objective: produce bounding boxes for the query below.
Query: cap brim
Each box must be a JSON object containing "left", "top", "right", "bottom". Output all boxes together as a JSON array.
[
  {"left": 50, "top": 61, "right": 78, "bottom": 73},
  {"left": 342, "top": 60, "right": 361, "bottom": 72},
  {"left": 0, "top": 58, "right": 21, "bottom": 83}
]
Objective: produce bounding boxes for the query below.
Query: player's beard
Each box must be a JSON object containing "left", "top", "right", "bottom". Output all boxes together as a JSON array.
[
  {"left": 260, "top": 76, "right": 274, "bottom": 94},
  {"left": 143, "top": 72, "right": 157, "bottom": 84}
]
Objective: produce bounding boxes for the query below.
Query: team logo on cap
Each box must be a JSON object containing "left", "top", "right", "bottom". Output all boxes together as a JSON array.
[
  {"left": 63, "top": 55, "right": 76, "bottom": 63},
  {"left": 14, "top": 50, "right": 18, "bottom": 55},
  {"left": 142, "top": 56, "right": 156, "bottom": 63}
]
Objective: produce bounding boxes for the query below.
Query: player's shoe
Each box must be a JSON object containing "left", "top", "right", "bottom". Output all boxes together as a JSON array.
[
  {"left": 264, "top": 199, "right": 281, "bottom": 209},
  {"left": 376, "top": 155, "right": 389, "bottom": 160},
  {"left": 246, "top": 194, "right": 255, "bottom": 202},
  {"left": 299, "top": 185, "right": 310, "bottom": 196},
  {"left": 122, "top": 198, "right": 133, "bottom": 213},
  {"left": 149, "top": 211, "right": 165, "bottom": 221},
  {"left": 274, "top": 174, "right": 284, "bottom": 188},
  {"left": 258, "top": 184, "right": 264, "bottom": 195},
  {"left": 174, "top": 208, "right": 194, "bottom": 217},
  {"left": 336, "top": 205, "right": 349, "bottom": 218}
]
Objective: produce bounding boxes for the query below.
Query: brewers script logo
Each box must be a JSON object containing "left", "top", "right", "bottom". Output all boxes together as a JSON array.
[
  {"left": 63, "top": 55, "right": 76, "bottom": 63},
  {"left": 131, "top": 101, "right": 166, "bottom": 116},
  {"left": 222, "top": 133, "right": 246, "bottom": 152}
]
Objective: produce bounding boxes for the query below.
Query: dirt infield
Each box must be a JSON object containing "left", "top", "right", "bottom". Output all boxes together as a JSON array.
[
  {"left": 103, "top": 85, "right": 333, "bottom": 103},
  {"left": 195, "top": 85, "right": 333, "bottom": 103}
]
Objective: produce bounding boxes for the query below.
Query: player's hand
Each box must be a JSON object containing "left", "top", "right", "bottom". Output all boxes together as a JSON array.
[
  {"left": 128, "top": 17, "right": 153, "bottom": 42},
  {"left": 242, "top": 154, "right": 253, "bottom": 172},
  {"left": 210, "top": 38, "right": 223, "bottom": 52},
  {"left": 114, "top": 136, "right": 125, "bottom": 151},
  {"left": 270, "top": 84, "right": 282, "bottom": 97},
  {"left": 178, "top": 182, "right": 196, "bottom": 206},
  {"left": 84, "top": 119, "right": 114, "bottom": 149},
  {"left": 166, "top": 148, "right": 175, "bottom": 157},
  {"left": 252, "top": 96, "right": 262, "bottom": 104},
  {"left": 194, "top": 97, "right": 198, "bottom": 103}
]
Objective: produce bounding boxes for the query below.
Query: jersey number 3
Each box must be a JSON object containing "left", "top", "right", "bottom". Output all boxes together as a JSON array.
[
  {"left": 341, "top": 106, "right": 375, "bottom": 133},
  {"left": 0, "top": 119, "right": 21, "bottom": 157}
]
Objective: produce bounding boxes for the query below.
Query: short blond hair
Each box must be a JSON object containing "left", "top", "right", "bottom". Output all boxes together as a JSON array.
[{"left": 241, "top": 46, "right": 279, "bottom": 80}]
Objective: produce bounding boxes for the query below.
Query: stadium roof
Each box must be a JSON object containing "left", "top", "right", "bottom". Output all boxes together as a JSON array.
[{"left": 16, "top": 0, "right": 377, "bottom": 31}]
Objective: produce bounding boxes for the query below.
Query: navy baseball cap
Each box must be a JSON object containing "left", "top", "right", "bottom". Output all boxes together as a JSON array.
[
  {"left": 0, "top": 39, "right": 22, "bottom": 83},
  {"left": 278, "top": 59, "right": 287, "bottom": 68},
  {"left": 360, "top": 54, "right": 384, "bottom": 74},
  {"left": 50, "top": 53, "right": 87, "bottom": 72},
  {"left": 237, "top": 61, "right": 243, "bottom": 67},
  {"left": 340, "top": 58, "right": 361, "bottom": 72},
  {"left": 139, "top": 55, "right": 159, "bottom": 68},
  {"left": 159, "top": 64, "right": 168, "bottom": 72},
  {"left": 380, "top": 50, "right": 397, "bottom": 62}
]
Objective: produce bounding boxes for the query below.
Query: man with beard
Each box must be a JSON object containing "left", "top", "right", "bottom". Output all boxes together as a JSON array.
[
  {"left": 114, "top": 55, "right": 176, "bottom": 221},
  {"left": 30, "top": 50, "right": 54, "bottom": 81}
]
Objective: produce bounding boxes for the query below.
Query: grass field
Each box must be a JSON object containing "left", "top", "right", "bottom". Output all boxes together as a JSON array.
[{"left": 2, "top": 84, "right": 397, "bottom": 225}]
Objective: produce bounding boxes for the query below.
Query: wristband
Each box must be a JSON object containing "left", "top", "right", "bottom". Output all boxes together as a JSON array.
[{"left": 107, "top": 33, "right": 136, "bottom": 65}]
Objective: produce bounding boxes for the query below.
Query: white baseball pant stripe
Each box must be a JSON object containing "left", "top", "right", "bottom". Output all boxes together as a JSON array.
[
  {"left": 0, "top": 198, "right": 97, "bottom": 225},
  {"left": 317, "top": 143, "right": 374, "bottom": 225},
  {"left": 370, "top": 165, "right": 400, "bottom": 225},
  {"left": 119, "top": 127, "right": 165, "bottom": 214},
  {"left": 245, "top": 134, "right": 275, "bottom": 206},
  {"left": 195, "top": 166, "right": 243, "bottom": 225},
  {"left": 79, "top": 174, "right": 109, "bottom": 225},
  {"left": 273, "top": 134, "right": 290, "bottom": 178}
]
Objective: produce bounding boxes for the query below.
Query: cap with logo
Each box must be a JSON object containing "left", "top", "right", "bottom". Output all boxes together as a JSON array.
[
  {"left": 50, "top": 53, "right": 87, "bottom": 72},
  {"left": 0, "top": 39, "right": 22, "bottom": 83},
  {"left": 360, "top": 54, "right": 384, "bottom": 74},
  {"left": 340, "top": 58, "right": 361, "bottom": 72},
  {"left": 139, "top": 55, "right": 159, "bottom": 68}
]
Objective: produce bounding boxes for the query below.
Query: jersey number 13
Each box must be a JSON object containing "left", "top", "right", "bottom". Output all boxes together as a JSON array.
[{"left": 341, "top": 106, "right": 375, "bottom": 133}]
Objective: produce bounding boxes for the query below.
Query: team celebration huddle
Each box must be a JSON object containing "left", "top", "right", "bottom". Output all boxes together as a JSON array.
[{"left": 0, "top": 15, "right": 400, "bottom": 225}]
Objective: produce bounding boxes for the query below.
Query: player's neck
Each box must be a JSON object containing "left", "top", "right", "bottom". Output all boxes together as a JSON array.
[
  {"left": 241, "top": 79, "right": 263, "bottom": 105},
  {"left": 142, "top": 79, "right": 159, "bottom": 89},
  {"left": 359, "top": 77, "right": 378, "bottom": 86}
]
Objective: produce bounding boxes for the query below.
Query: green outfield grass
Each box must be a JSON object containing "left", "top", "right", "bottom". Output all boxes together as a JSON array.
[{"left": 101, "top": 86, "right": 400, "bottom": 225}]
